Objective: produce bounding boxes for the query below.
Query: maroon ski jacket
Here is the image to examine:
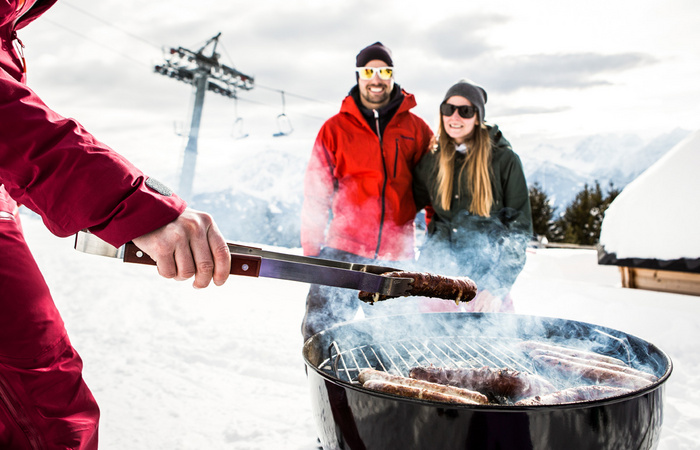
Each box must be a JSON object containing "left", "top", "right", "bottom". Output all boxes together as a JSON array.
[{"left": 1, "top": 1, "right": 186, "bottom": 447}]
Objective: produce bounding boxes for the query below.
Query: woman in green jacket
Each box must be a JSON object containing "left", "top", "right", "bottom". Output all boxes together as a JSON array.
[{"left": 413, "top": 79, "right": 532, "bottom": 312}]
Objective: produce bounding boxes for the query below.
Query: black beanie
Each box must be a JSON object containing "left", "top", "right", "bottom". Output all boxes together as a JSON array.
[
  {"left": 442, "top": 79, "right": 487, "bottom": 121},
  {"left": 356, "top": 42, "right": 393, "bottom": 67}
]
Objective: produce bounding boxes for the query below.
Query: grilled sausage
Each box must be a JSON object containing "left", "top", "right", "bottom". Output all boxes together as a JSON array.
[
  {"left": 527, "top": 349, "right": 657, "bottom": 383},
  {"left": 519, "top": 341, "right": 627, "bottom": 367},
  {"left": 409, "top": 366, "right": 558, "bottom": 402},
  {"left": 358, "top": 271, "right": 477, "bottom": 303},
  {"left": 532, "top": 354, "right": 652, "bottom": 389},
  {"left": 358, "top": 368, "right": 488, "bottom": 404},
  {"left": 515, "top": 385, "right": 632, "bottom": 406},
  {"left": 362, "top": 380, "right": 481, "bottom": 405}
]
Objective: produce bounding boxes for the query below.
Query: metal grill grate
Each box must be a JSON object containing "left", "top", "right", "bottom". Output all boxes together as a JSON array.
[{"left": 320, "top": 335, "right": 537, "bottom": 383}]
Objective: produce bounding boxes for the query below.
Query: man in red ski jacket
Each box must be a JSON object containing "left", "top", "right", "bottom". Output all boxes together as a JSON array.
[
  {"left": 300, "top": 42, "right": 433, "bottom": 340},
  {"left": 1, "top": 1, "right": 231, "bottom": 448}
]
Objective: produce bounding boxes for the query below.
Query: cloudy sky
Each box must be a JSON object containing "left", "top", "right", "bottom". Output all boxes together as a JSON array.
[{"left": 18, "top": 0, "right": 699, "bottom": 179}]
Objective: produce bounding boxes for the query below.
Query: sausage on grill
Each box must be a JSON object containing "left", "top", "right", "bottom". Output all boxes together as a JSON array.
[
  {"left": 518, "top": 341, "right": 627, "bottom": 367},
  {"left": 532, "top": 354, "right": 652, "bottom": 390},
  {"left": 515, "top": 385, "right": 632, "bottom": 406},
  {"left": 527, "top": 349, "right": 657, "bottom": 383},
  {"left": 358, "top": 271, "right": 477, "bottom": 303},
  {"left": 409, "top": 366, "right": 558, "bottom": 402},
  {"left": 358, "top": 368, "right": 488, "bottom": 404},
  {"left": 362, "top": 380, "right": 481, "bottom": 405}
]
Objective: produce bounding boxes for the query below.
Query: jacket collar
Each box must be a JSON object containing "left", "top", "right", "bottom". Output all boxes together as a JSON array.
[{"left": 340, "top": 83, "right": 417, "bottom": 121}]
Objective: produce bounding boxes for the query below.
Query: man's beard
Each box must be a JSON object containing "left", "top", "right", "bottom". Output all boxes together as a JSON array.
[{"left": 361, "top": 85, "right": 391, "bottom": 108}]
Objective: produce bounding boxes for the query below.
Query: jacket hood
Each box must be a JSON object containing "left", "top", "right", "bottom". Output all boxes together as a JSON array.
[
  {"left": 8, "top": 0, "right": 56, "bottom": 30},
  {"left": 21, "top": 0, "right": 56, "bottom": 29}
]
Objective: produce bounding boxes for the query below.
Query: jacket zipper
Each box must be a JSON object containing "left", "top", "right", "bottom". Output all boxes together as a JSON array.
[
  {"left": 0, "top": 370, "right": 44, "bottom": 449},
  {"left": 393, "top": 139, "right": 399, "bottom": 177},
  {"left": 373, "top": 109, "right": 388, "bottom": 259},
  {"left": 11, "top": 31, "right": 27, "bottom": 76}
]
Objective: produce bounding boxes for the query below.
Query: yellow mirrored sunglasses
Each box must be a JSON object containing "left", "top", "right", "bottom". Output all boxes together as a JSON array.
[{"left": 355, "top": 66, "right": 394, "bottom": 81}]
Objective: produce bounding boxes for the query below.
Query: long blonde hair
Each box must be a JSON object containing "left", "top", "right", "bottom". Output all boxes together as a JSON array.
[{"left": 433, "top": 117, "right": 493, "bottom": 216}]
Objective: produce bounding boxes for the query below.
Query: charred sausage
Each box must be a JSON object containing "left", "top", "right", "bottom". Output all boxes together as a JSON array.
[
  {"left": 358, "top": 271, "right": 477, "bottom": 303},
  {"left": 532, "top": 354, "right": 652, "bottom": 389},
  {"left": 519, "top": 340, "right": 627, "bottom": 367},
  {"left": 409, "top": 366, "right": 558, "bottom": 402},
  {"left": 527, "top": 349, "right": 657, "bottom": 383},
  {"left": 515, "top": 385, "right": 632, "bottom": 406},
  {"left": 358, "top": 368, "right": 488, "bottom": 404},
  {"left": 362, "top": 380, "right": 481, "bottom": 405}
]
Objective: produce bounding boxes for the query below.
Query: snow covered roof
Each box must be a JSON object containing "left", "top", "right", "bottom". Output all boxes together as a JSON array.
[{"left": 598, "top": 129, "right": 700, "bottom": 272}]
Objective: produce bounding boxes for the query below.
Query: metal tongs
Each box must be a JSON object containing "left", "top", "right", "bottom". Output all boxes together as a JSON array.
[{"left": 74, "top": 231, "right": 413, "bottom": 296}]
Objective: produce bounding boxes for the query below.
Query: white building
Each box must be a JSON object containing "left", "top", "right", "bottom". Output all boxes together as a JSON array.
[{"left": 598, "top": 130, "right": 700, "bottom": 295}]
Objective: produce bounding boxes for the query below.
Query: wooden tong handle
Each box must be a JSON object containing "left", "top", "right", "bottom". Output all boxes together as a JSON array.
[{"left": 123, "top": 242, "right": 262, "bottom": 277}]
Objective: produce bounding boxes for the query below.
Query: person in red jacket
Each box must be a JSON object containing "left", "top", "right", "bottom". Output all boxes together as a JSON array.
[
  {"left": 300, "top": 42, "right": 433, "bottom": 340},
  {"left": 1, "top": 1, "right": 231, "bottom": 448}
]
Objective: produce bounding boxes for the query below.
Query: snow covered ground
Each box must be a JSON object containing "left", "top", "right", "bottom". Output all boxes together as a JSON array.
[{"left": 22, "top": 212, "right": 699, "bottom": 449}]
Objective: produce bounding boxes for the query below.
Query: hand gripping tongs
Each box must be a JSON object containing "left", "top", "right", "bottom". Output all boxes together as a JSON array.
[{"left": 73, "top": 231, "right": 413, "bottom": 297}]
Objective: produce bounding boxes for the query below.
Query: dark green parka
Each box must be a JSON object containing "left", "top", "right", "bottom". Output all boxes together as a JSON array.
[{"left": 412, "top": 124, "right": 532, "bottom": 294}]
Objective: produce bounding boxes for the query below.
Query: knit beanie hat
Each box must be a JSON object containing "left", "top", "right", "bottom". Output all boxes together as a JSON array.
[
  {"left": 356, "top": 42, "right": 393, "bottom": 67},
  {"left": 442, "top": 79, "right": 487, "bottom": 121}
]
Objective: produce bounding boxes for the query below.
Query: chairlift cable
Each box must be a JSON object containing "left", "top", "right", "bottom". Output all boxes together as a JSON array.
[
  {"left": 61, "top": 1, "right": 162, "bottom": 49},
  {"left": 256, "top": 83, "right": 335, "bottom": 106},
  {"left": 41, "top": 18, "right": 149, "bottom": 68},
  {"left": 52, "top": 4, "right": 336, "bottom": 112}
]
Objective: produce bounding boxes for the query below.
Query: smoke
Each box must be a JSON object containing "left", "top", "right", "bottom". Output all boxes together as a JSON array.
[
  {"left": 300, "top": 243, "right": 424, "bottom": 341},
  {"left": 222, "top": 151, "right": 671, "bottom": 396},
  {"left": 306, "top": 312, "right": 669, "bottom": 397},
  {"left": 412, "top": 213, "right": 530, "bottom": 307}
]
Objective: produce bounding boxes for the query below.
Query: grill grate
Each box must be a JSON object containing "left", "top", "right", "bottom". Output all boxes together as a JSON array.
[{"left": 320, "top": 335, "right": 536, "bottom": 384}]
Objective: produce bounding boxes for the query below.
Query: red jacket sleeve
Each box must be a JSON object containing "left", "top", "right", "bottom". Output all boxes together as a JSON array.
[
  {"left": 300, "top": 127, "right": 336, "bottom": 256},
  {"left": 0, "top": 69, "right": 186, "bottom": 247}
]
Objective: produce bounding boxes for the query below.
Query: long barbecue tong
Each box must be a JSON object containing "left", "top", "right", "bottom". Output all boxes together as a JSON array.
[{"left": 74, "top": 231, "right": 413, "bottom": 296}]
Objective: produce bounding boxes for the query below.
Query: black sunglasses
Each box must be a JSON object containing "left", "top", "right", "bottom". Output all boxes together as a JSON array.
[{"left": 440, "top": 102, "right": 477, "bottom": 119}]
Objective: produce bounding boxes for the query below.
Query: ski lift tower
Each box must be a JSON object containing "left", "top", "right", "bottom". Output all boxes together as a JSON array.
[{"left": 154, "top": 33, "right": 254, "bottom": 199}]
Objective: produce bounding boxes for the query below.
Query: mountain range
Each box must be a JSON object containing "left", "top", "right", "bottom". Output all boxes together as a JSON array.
[
  {"left": 190, "top": 128, "right": 692, "bottom": 248},
  {"left": 521, "top": 128, "right": 691, "bottom": 212}
]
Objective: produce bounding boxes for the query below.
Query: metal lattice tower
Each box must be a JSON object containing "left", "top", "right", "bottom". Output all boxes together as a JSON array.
[{"left": 154, "top": 33, "right": 254, "bottom": 199}]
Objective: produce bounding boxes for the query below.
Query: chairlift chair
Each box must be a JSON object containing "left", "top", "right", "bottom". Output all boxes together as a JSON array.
[
  {"left": 232, "top": 117, "right": 248, "bottom": 140},
  {"left": 231, "top": 97, "right": 248, "bottom": 140},
  {"left": 272, "top": 91, "right": 293, "bottom": 137}
]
